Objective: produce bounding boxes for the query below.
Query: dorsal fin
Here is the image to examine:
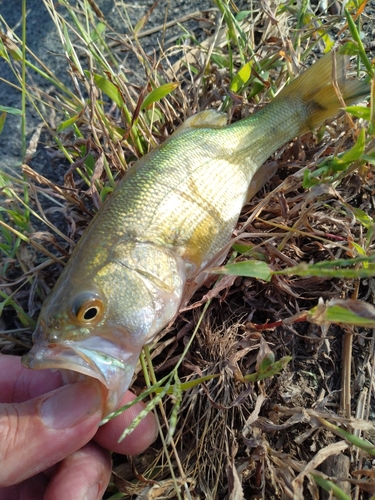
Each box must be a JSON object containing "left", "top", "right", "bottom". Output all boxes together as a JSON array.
[{"left": 173, "top": 109, "right": 228, "bottom": 136}]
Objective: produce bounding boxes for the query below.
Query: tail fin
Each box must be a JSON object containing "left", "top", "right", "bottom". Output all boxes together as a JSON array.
[{"left": 278, "top": 52, "right": 369, "bottom": 130}]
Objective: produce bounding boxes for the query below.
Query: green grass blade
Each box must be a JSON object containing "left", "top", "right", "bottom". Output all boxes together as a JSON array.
[
  {"left": 0, "top": 105, "right": 23, "bottom": 114},
  {"left": 0, "top": 112, "right": 6, "bottom": 133},
  {"left": 141, "top": 82, "right": 180, "bottom": 110},
  {"left": 311, "top": 474, "right": 351, "bottom": 500},
  {"left": 317, "top": 417, "right": 375, "bottom": 456},
  {"left": 244, "top": 356, "right": 292, "bottom": 382},
  {"left": 345, "top": 8, "right": 374, "bottom": 76},
  {"left": 308, "top": 298, "right": 375, "bottom": 328},
  {"left": 211, "top": 260, "right": 272, "bottom": 281}
]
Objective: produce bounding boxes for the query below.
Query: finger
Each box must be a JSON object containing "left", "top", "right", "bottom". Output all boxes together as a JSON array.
[
  {"left": 44, "top": 443, "right": 111, "bottom": 500},
  {"left": 0, "top": 354, "right": 63, "bottom": 403},
  {"left": 0, "top": 474, "right": 49, "bottom": 500},
  {"left": 94, "top": 391, "right": 158, "bottom": 455},
  {"left": 0, "top": 379, "right": 104, "bottom": 487}
]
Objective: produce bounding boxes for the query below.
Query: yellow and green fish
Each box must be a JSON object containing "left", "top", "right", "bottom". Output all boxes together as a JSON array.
[{"left": 22, "top": 53, "right": 368, "bottom": 413}]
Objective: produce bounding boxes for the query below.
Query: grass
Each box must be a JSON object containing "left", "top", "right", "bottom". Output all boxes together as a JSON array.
[{"left": 1, "top": 0, "right": 375, "bottom": 498}]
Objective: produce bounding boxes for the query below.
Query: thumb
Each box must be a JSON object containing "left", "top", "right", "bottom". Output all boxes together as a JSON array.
[{"left": 0, "top": 379, "right": 104, "bottom": 487}]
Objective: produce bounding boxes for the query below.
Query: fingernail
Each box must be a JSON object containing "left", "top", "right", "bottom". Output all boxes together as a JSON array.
[
  {"left": 41, "top": 380, "right": 102, "bottom": 429},
  {"left": 84, "top": 483, "right": 101, "bottom": 500}
]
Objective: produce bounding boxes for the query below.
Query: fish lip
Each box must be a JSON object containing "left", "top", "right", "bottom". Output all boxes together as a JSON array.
[{"left": 22, "top": 336, "right": 135, "bottom": 392}]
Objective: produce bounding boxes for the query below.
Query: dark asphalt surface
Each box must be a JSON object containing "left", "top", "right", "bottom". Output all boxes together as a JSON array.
[
  {"left": 0, "top": 0, "right": 212, "bottom": 170},
  {"left": 0, "top": 0, "right": 66, "bottom": 168}
]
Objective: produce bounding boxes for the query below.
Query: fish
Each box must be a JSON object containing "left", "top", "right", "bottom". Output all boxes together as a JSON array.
[{"left": 22, "top": 53, "right": 368, "bottom": 413}]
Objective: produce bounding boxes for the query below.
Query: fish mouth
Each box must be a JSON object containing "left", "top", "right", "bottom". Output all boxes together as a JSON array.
[{"left": 22, "top": 336, "right": 139, "bottom": 412}]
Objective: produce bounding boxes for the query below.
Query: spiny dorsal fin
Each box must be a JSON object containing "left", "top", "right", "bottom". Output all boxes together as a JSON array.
[{"left": 173, "top": 109, "right": 228, "bottom": 136}]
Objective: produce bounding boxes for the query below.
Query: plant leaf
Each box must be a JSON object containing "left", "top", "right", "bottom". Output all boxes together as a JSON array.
[
  {"left": 90, "top": 21, "right": 106, "bottom": 42},
  {"left": 0, "top": 105, "right": 23, "bottom": 115},
  {"left": 89, "top": 72, "right": 124, "bottom": 108},
  {"left": 345, "top": 105, "right": 370, "bottom": 120},
  {"left": 57, "top": 113, "right": 81, "bottom": 133},
  {"left": 309, "top": 298, "right": 375, "bottom": 328},
  {"left": 329, "top": 127, "right": 366, "bottom": 171},
  {"left": 317, "top": 417, "right": 375, "bottom": 456},
  {"left": 211, "top": 260, "right": 272, "bottom": 281},
  {"left": 141, "top": 82, "right": 180, "bottom": 110},
  {"left": 277, "top": 255, "right": 375, "bottom": 279},
  {"left": 0, "top": 112, "right": 6, "bottom": 133},
  {"left": 311, "top": 474, "right": 351, "bottom": 500},
  {"left": 154, "top": 374, "right": 220, "bottom": 394},
  {"left": 230, "top": 61, "right": 252, "bottom": 92},
  {"left": 244, "top": 356, "right": 292, "bottom": 382}
]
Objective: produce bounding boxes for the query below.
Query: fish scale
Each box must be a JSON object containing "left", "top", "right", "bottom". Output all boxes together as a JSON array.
[{"left": 22, "top": 53, "right": 369, "bottom": 414}]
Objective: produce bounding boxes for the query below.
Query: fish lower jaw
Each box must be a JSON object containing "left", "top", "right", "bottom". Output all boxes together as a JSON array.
[{"left": 22, "top": 337, "right": 140, "bottom": 414}]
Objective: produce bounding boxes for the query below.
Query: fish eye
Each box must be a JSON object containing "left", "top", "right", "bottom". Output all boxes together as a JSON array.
[{"left": 70, "top": 293, "right": 104, "bottom": 325}]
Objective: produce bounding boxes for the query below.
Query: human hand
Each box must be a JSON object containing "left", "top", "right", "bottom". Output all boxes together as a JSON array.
[{"left": 0, "top": 354, "right": 157, "bottom": 499}]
